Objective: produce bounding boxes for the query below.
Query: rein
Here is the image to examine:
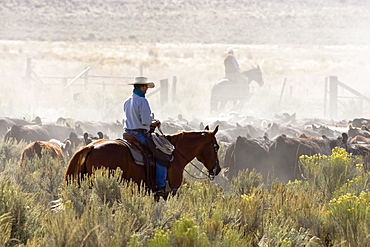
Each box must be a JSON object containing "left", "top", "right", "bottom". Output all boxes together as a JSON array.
[
  {"left": 157, "top": 127, "right": 219, "bottom": 181},
  {"left": 172, "top": 129, "right": 218, "bottom": 181},
  {"left": 177, "top": 150, "right": 212, "bottom": 180}
]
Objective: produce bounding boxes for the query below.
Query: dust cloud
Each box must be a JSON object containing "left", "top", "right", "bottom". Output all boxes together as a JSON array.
[{"left": 1, "top": 1, "right": 370, "bottom": 126}]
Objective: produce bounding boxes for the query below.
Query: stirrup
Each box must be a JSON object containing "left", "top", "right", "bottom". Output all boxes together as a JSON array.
[{"left": 155, "top": 187, "right": 166, "bottom": 196}]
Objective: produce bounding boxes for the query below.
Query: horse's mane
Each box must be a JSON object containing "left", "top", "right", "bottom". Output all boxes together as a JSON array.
[{"left": 166, "top": 130, "right": 212, "bottom": 145}]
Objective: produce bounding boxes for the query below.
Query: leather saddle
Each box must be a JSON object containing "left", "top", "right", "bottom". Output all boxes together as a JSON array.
[
  {"left": 119, "top": 133, "right": 154, "bottom": 166},
  {"left": 120, "top": 133, "right": 156, "bottom": 192}
]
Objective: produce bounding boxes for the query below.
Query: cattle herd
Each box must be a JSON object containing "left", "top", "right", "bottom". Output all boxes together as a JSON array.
[{"left": 1, "top": 113, "right": 370, "bottom": 185}]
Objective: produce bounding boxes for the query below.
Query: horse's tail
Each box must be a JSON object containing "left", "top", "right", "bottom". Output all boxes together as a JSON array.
[{"left": 64, "top": 146, "right": 93, "bottom": 185}]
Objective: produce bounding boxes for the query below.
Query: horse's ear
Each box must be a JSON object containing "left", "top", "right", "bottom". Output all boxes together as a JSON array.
[
  {"left": 213, "top": 125, "right": 219, "bottom": 135},
  {"left": 342, "top": 132, "right": 348, "bottom": 143},
  {"left": 204, "top": 125, "right": 209, "bottom": 130}
]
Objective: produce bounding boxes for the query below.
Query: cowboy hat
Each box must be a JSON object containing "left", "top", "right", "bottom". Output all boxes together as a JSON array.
[
  {"left": 128, "top": 76, "right": 155, "bottom": 88},
  {"left": 224, "top": 48, "right": 237, "bottom": 54}
]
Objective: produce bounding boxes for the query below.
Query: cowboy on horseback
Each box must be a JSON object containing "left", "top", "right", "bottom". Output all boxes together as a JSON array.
[
  {"left": 224, "top": 48, "right": 244, "bottom": 83},
  {"left": 123, "top": 76, "right": 167, "bottom": 196}
]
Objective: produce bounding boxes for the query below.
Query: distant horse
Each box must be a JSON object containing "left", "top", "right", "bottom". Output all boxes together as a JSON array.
[
  {"left": 210, "top": 66, "right": 264, "bottom": 113},
  {"left": 64, "top": 126, "right": 221, "bottom": 197}
]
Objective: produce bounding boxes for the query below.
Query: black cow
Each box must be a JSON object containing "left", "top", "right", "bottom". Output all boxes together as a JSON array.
[
  {"left": 349, "top": 118, "right": 370, "bottom": 129},
  {"left": 0, "top": 117, "right": 36, "bottom": 137},
  {"left": 75, "top": 120, "right": 123, "bottom": 138},
  {"left": 348, "top": 125, "right": 370, "bottom": 139},
  {"left": 224, "top": 135, "right": 271, "bottom": 181},
  {"left": 4, "top": 124, "right": 76, "bottom": 143},
  {"left": 265, "top": 122, "right": 301, "bottom": 139},
  {"left": 5, "top": 125, "right": 50, "bottom": 143}
]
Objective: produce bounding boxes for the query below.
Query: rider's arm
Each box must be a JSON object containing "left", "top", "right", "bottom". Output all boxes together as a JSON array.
[
  {"left": 140, "top": 99, "right": 154, "bottom": 126},
  {"left": 232, "top": 57, "right": 240, "bottom": 71}
]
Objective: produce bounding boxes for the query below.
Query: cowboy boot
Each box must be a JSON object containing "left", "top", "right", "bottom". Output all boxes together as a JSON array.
[{"left": 155, "top": 186, "right": 166, "bottom": 197}]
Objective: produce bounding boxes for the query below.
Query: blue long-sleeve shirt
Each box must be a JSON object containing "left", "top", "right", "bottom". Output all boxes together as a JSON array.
[
  {"left": 224, "top": 55, "right": 239, "bottom": 74},
  {"left": 123, "top": 93, "right": 154, "bottom": 131}
]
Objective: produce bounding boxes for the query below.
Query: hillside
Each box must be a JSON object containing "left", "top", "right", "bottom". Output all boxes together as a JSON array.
[{"left": 1, "top": 0, "right": 370, "bottom": 45}]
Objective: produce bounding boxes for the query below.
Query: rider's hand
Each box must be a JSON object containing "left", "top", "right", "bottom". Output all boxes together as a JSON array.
[{"left": 152, "top": 120, "right": 161, "bottom": 128}]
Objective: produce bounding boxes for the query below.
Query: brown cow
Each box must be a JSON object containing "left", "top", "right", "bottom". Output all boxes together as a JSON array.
[
  {"left": 350, "top": 135, "right": 370, "bottom": 144},
  {"left": 299, "top": 133, "right": 321, "bottom": 139},
  {"left": 268, "top": 133, "right": 348, "bottom": 183},
  {"left": 299, "top": 133, "right": 348, "bottom": 155},
  {"left": 19, "top": 140, "right": 71, "bottom": 167}
]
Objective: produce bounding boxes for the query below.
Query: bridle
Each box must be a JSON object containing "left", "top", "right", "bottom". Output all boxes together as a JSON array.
[
  {"left": 208, "top": 134, "right": 220, "bottom": 180},
  {"left": 179, "top": 132, "right": 220, "bottom": 181},
  {"left": 243, "top": 67, "right": 264, "bottom": 86}
]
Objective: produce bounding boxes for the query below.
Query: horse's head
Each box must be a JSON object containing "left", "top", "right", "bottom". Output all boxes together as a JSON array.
[
  {"left": 196, "top": 125, "right": 221, "bottom": 180},
  {"left": 243, "top": 65, "right": 264, "bottom": 87}
]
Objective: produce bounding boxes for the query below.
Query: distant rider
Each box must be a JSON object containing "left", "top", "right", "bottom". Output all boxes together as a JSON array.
[{"left": 224, "top": 48, "right": 241, "bottom": 83}]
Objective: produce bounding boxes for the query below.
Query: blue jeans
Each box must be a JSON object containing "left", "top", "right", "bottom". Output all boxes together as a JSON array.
[{"left": 125, "top": 130, "right": 167, "bottom": 188}]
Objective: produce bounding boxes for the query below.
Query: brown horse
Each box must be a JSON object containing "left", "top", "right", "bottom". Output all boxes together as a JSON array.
[
  {"left": 64, "top": 126, "right": 221, "bottom": 195},
  {"left": 19, "top": 139, "right": 71, "bottom": 167}
]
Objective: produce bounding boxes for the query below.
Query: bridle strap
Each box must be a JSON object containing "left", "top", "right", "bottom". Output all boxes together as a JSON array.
[
  {"left": 175, "top": 132, "right": 219, "bottom": 181},
  {"left": 156, "top": 127, "right": 214, "bottom": 179},
  {"left": 175, "top": 148, "right": 212, "bottom": 180}
]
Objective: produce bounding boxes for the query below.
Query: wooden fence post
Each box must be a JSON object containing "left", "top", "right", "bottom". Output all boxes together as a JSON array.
[
  {"left": 160, "top": 79, "right": 168, "bottom": 103},
  {"left": 26, "top": 57, "right": 32, "bottom": 84},
  {"left": 172, "top": 76, "right": 177, "bottom": 102},
  {"left": 329, "top": 76, "right": 338, "bottom": 119},
  {"left": 84, "top": 70, "right": 89, "bottom": 89},
  {"left": 278, "top": 78, "right": 286, "bottom": 106}
]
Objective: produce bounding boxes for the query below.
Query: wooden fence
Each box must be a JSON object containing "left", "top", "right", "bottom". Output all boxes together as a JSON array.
[
  {"left": 25, "top": 58, "right": 176, "bottom": 103},
  {"left": 325, "top": 76, "right": 370, "bottom": 119}
]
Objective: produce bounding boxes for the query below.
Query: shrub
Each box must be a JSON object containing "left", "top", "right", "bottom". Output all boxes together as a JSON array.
[
  {"left": 300, "top": 147, "right": 361, "bottom": 198},
  {"left": 12, "top": 148, "right": 67, "bottom": 202},
  {"left": 147, "top": 229, "right": 171, "bottom": 247},
  {"left": 1, "top": 138, "right": 370, "bottom": 246},
  {"left": 171, "top": 216, "right": 210, "bottom": 247},
  {"left": 325, "top": 191, "right": 370, "bottom": 246},
  {"left": 0, "top": 177, "right": 29, "bottom": 246},
  {"left": 231, "top": 168, "right": 263, "bottom": 195},
  {"left": 0, "top": 213, "right": 12, "bottom": 246}
]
